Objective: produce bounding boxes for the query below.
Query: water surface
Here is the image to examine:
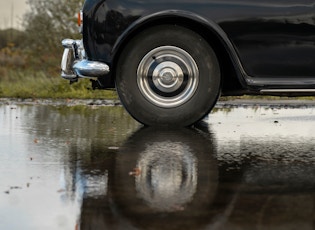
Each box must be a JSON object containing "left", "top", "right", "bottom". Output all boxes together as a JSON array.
[{"left": 1, "top": 103, "right": 315, "bottom": 229}]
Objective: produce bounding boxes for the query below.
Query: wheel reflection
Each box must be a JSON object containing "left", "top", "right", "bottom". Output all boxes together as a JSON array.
[
  {"left": 111, "top": 127, "right": 218, "bottom": 229},
  {"left": 134, "top": 140, "right": 198, "bottom": 212}
]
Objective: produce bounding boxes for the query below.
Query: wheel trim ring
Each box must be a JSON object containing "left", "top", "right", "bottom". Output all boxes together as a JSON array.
[{"left": 137, "top": 46, "right": 199, "bottom": 108}]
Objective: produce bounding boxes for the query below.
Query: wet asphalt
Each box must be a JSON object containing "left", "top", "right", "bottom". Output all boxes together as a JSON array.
[{"left": 1, "top": 99, "right": 315, "bottom": 230}]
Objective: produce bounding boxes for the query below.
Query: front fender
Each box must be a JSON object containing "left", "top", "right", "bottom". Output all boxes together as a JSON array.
[{"left": 111, "top": 10, "right": 246, "bottom": 85}]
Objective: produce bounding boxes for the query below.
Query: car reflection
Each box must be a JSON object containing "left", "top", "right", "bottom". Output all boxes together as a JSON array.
[
  {"left": 78, "top": 126, "right": 219, "bottom": 229},
  {"left": 3, "top": 104, "right": 315, "bottom": 230},
  {"left": 70, "top": 122, "right": 315, "bottom": 230}
]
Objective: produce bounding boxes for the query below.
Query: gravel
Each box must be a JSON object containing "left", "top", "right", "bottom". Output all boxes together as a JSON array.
[{"left": 1, "top": 98, "right": 315, "bottom": 108}]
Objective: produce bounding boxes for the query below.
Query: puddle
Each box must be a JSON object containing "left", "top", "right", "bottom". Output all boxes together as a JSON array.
[{"left": 1, "top": 103, "right": 315, "bottom": 229}]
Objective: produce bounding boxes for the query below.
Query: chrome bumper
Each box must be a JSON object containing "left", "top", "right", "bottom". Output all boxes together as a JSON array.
[{"left": 61, "top": 39, "right": 110, "bottom": 80}]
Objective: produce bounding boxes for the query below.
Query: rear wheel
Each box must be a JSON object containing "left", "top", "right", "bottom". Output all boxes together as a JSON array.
[{"left": 116, "top": 25, "right": 220, "bottom": 126}]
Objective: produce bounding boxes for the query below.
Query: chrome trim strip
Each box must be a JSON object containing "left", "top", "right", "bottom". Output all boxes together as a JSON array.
[
  {"left": 261, "top": 89, "right": 315, "bottom": 93},
  {"left": 246, "top": 76, "right": 315, "bottom": 86}
]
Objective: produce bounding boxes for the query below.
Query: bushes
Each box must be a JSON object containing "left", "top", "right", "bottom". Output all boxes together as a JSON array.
[
  {"left": 0, "top": 41, "right": 116, "bottom": 99},
  {"left": 0, "top": 0, "right": 117, "bottom": 100}
]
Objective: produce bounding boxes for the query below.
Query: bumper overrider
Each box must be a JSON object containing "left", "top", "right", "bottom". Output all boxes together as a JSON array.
[{"left": 61, "top": 39, "right": 110, "bottom": 80}]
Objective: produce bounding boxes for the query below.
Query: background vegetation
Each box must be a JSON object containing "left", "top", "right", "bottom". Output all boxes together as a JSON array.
[{"left": 0, "top": 0, "right": 116, "bottom": 99}]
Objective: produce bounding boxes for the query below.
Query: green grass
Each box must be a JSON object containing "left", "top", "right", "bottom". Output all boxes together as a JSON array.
[
  {"left": 2, "top": 69, "right": 315, "bottom": 101},
  {"left": 1, "top": 62, "right": 315, "bottom": 101},
  {"left": 0, "top": 44, "right": 117, "bottom": 100},
  {"left": 0, "top": 69, "right": 117, "bottom": 99}
]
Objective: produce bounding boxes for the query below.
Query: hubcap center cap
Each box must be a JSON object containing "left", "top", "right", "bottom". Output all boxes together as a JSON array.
[
  {"left": 153, "top": 62, "right": 183, "bottom": 92},
  {"left": 160, "top": 69, "right": 176, "bottom": 84}
]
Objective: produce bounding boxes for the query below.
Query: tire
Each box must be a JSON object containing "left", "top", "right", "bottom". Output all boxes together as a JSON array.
[{"left": 116, "top": 25, "right": 221, "bottom": 126}]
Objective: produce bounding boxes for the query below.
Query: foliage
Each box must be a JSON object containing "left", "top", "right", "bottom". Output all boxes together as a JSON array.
[
  {"left": 21, "top": 0, "right": 84, "bottom": 75},
  {"left": 0, "top": 29, "right": 26, "bottom": 49},
  {"left": 0, "top": 0, "right": 117, "bottom": 100},
  {"left": 0, "top": 43, "right": 26, "bottom": 69},
  {"left": 23, "top": 0, "right": 83, "bottom": 53}
]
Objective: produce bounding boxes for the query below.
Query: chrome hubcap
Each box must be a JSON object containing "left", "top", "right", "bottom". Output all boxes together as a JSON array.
[{"left": 137, "top": 46, "right": 199, "bottom": 108}]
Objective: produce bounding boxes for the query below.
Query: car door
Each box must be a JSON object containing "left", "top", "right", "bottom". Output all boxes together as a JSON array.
[{"left": 218, "top": 0, "right": 315, "bottom": 82}]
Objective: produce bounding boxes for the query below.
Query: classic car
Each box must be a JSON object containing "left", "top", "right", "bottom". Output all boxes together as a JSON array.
[{"left": 61, "top": 0, "right": 315, "bottom": 126}]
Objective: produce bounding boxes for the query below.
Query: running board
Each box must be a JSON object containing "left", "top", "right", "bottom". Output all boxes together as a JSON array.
[{"left": 261, "top": 89, "right": 315, "bottom": 93}]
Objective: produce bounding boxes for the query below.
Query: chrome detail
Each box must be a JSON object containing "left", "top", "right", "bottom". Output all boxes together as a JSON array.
[
  {"left": 78, "top": 10, "right": 83, "bottom": 33},
  {"left": 73, "top": 60, "right": 110, "bottom": 78},
  {"left": 61, "top": 48, "right": 76, "bottom": 79},
  {"left": 61, "top": 39, "right": 110, "bottom": 80},
  {"left": 261, "top": 89, "right": 315, "bottom": 93},
  {"left": 246, "top": 76, "right": 315, "bottom": 87},
  {"left": 137, "top": 46, "right": 199, "bottom": 108},
  {"left": 62, "top": 39, "right": 81, "bottom": 49}
]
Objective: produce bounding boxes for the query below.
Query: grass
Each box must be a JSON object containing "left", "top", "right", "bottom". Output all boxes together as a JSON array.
[
  {"left": 0, "top": 68, "right": 117, "bottom": 99},
  {"left": 2, "top": 68, "right": 315, "bottom": 101},
  {"left": 0, "top": 43, "right": 117, "bottom": 100}
]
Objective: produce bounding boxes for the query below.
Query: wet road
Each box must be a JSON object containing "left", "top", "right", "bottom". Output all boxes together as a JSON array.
[{"left": 1, "top": 101, "right": 315, "bottom": 230}]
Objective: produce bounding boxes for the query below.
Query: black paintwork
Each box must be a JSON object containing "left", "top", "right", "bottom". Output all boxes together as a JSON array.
[{"left": 82, "top": 0, "right": 315, "bottom": 94}]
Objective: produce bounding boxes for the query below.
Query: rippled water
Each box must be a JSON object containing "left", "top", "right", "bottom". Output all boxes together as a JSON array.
[{"left": 1, "top": 103, "right": 315, "bottom": 230}]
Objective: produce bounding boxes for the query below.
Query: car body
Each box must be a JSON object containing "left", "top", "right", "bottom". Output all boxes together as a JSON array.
[{"left": 61, "top": 0, "right": 315, "bottom": 126}]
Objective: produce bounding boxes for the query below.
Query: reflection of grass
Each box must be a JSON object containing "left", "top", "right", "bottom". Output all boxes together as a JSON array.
[{"left": 0, "top": 69, "right": 117, "bottom": 99}]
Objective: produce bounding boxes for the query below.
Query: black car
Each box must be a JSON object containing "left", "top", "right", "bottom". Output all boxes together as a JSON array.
[{"left": 61, "top": 0, "right": 315, "bottom": 126}]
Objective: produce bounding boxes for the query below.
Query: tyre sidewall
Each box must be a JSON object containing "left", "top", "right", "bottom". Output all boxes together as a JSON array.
[{"left": 116, "top": 25, "right": 220, "bottom": 126}]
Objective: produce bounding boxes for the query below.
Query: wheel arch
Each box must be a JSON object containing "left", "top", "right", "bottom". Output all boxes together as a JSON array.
[{"left": 112, "top": 10, "right": 246, "bottom": 92}]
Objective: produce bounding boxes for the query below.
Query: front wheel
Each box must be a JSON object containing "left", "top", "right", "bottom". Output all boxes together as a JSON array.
[{"left": 116, "top": 25, "right": 221, "bottom": 126}]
